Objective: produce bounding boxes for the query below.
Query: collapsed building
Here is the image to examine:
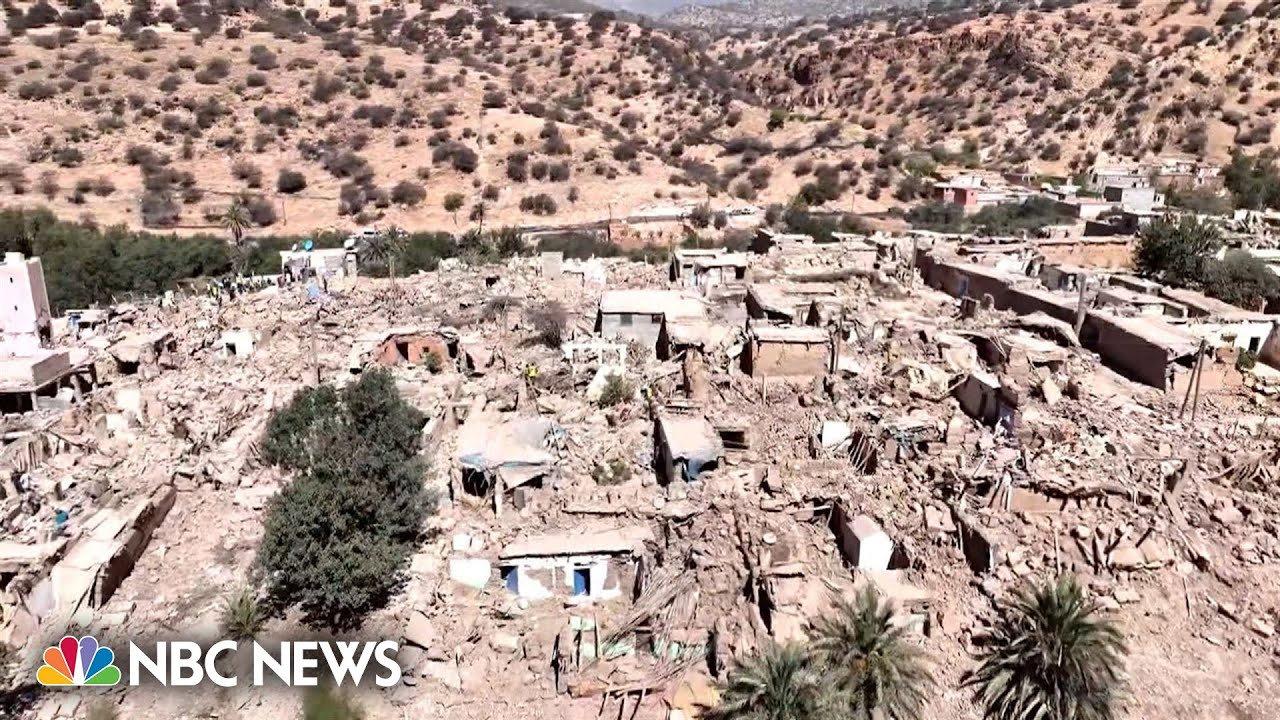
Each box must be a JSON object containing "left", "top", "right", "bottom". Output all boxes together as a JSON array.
[{"left": 9, "top": 228, "right": 1280, "bottom": 720}]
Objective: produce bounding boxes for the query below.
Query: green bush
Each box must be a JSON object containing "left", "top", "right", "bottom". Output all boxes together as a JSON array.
[
  {"left": 598, "top": 373, "right": 632, "bottom": 408},
  {"left": 591, "top": 458, "right": 631, "bottom": 486},
  {"left": 256, "top": 371, "right": 435, "bottom": 631},
  {"left": 222, "top": 588, "right": 265, "bottom": 641},
  {"left": 302, "top": 686, "right": 363, "bottom": 720}
]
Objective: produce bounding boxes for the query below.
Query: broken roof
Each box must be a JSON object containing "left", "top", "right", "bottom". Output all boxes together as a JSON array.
[
  {"left": 751, "top": 325, "right": 830, "bottom": 344},
  {"left": 500, "top": 526, "right": 654, "bottom": 559},
  {"left": 599, "top": 290, "right": 706, "bottom": 319},
  {"left": 656, "top": 414, "right": 724, "bottom": 464},
  {"left": 457, "top": 413, "right": 560, "bottom": 486}
]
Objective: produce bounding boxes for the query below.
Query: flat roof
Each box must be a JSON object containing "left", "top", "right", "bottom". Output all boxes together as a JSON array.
[
  {"left": 1097, "top": 286, "right": 1167, "bottom": 306},
  {"left": 1093, "top": 312, "right": 1200, "bottom": 356},
  {"left": 656, "top": 413, "right": 724, "bottom": 461},
  {"left": 599, "top": 290, "right": 706, "bottom": 318},
  {"left": 1159, "top": 287, "right": 1264, "bottom": 320},
  {"left": 500, "top": 526, "right": 654, "bottom": 559},
  {"left": 752, "top": 325, "right": 830, "bottom": 344},
  {"left": 692, "top": 253, "right": 749, "bottom": 269}
]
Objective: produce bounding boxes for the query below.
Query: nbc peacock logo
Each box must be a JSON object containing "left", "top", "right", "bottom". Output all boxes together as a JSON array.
[{"left": 37, "top": 636, "right": 121, "bottom": 687}]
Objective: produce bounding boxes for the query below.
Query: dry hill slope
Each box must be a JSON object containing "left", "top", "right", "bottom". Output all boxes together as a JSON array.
[{"left": 0, "top": 0, "right": 1278, "bottom": 235}]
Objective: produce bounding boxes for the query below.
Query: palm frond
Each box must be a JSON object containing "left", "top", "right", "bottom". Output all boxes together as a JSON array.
[
  {"left": 810, "top": 586, "right": 934, "bottom": 720},
  {"left": 708, "top": 642, "right": 843, "bottom": 720},
  {"left": 967, "top": 575, "right": 1126, "bottom": 720}
]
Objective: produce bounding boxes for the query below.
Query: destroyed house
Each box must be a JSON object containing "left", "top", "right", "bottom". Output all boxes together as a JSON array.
[
  {"left": 916, "top": 256, "right": 1019, "bottom": 308},
  {"left": 743, "top": 325, "right": 832, "bottom": 378},
  {"left": 354, "top": 327, "right": 452, "bottom": 369},
  {"left": 750, "top": 229, "right": 813, "bottom": 254},
  {"left": 746, "top": 284, "right": 837, "bottom": 324},
  {"left": 595, "top": 290, "right": 706, "bottom": 351},
  {"left": 1096, "top": 286, "right": 1186, "bottom": 318},
  {"left": 654, "top": 414, "right": 724, "bottom": 485},
  {"left": 107, "top": 331, "right": 176, "bottom": 375},
  {"left": 669, "top": 249, "right": 748, "bottom": 290},
  {"left": 498, "top": 527, "right": 652, "bottom": 602},
  {"left": 657, "top": 318, "right": 729, "bottom": 361},
  {"left": 280, "top": 247, "right": 356, "bottom": 281},
  {"left": 1082, "top": 313, "right": 1200, "bottom": 390},
  {"left": 457, "top": 413, "right": 561, "bottom": 505}
]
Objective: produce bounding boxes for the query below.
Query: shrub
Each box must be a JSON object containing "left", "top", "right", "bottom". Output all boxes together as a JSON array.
[
  {"left": 391, "top": 180, "right": 426, "bottom": 206},
  {"left": 257, "top": 372, "right": 433, "bottom": 631},
  {"left": 302, "top": 686, "right": 364, "bottom": 720},
  {"left": 248, "top": 44, "right": 278, "bottom": 71},
  {"left": 527, "top": 301, "right": 567, "bottom": 347},
  {"left": 506, "top": 151, "right": 529, "bottom": 181},
  {"left": 246, "top": 196, "right": 277, "bottom": 226},
  {"left": 443, "top": 192, "right": 465, "bottom": 214},
  {"left": 233, "top": 160, "right": 263, "bottom": 188},
  {"left": 598, "top": 373, "right": 632, "bottom": 408},
  {"left": 591, "top": 458, "right": 631, "bottom": 486},
  {"left": 612, "top": 141, "right": 638, "bottom": 162},
  {"left": 519, "top": 193, "right": 557, "bottom": 215},
  {"left": 276, "top": 169, "right": 307, "bottom": 194},
  {"left": 17, "top": 81, "right": 56, "bottom": 100},
  {"left": 222, "top": 589, "right": 265, "bottom": 641}
]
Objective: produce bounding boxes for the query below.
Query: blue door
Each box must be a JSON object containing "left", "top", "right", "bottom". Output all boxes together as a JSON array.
[{"left": 572, "top": 568, "right": 590, "bottom": 596}]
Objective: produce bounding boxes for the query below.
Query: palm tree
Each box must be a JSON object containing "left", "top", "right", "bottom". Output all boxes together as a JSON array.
[
  {"left": 220, "top": 196, "right": 250, "bottom": 246},
  {"left": 809, "top": 587, "right": 933, "bottom": 720},
  {"left": 707, "top": 643, "right": 840, "bottom": 720},
  {"left": 966, "top": 575, "right": 1127, "bottom": 720},
  {"left": 361, "top": 227, "right": 407, "bottom": 284}
]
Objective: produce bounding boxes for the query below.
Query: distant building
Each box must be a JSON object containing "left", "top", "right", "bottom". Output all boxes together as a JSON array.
[{"left": 933, "top": 174, "right": 1036, "bottom": 215}]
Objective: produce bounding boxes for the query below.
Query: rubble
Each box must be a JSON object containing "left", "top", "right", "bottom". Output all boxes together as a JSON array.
[{"left": 6, "top": 235, "right": 1280, "bottom": 720}]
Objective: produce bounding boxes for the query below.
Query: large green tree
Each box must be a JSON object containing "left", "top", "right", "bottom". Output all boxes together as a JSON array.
[
  {"left": 256, "top": 370, "right": 435, "bottom": 631},
  {"left": 1224, "top": 150, "right": 1280, "bottom": 210},
  {"left": 967, "top": 575, "right": 1127, "bottom": 720},
  {"left": 810, "top": 588, "right": 933, "bottom": 720},
  {"left": 1135, "top": 214, "right": 1221, "bottom": 286},
  {"left": 1200, "top": 250, "right": 1280, "bottom": 311}
]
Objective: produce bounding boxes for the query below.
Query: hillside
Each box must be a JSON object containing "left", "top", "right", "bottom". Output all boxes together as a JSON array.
[
  {"left": 724, "top": 0, "right": 1280, "bottom": 178},
  {"left": 0, "top": 0, "right": 1278, "bottom": 237}
]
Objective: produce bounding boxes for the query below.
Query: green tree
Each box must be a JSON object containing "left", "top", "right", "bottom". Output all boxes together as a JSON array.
[
  {"left": 256, "top": 371, "right": 434, "bottom": 631},
  {"left": 1200, "top": 251, "right": 1280, "bottom": 310},
  {"left": 966, "top": 575, "right": 1126, "bottom": 720},
  {"left": 708, "top": 643, "right": 840, "bottom": 720},
  {"left": 443, "top": 193, "right": 465, "bottom": 223},
  {"left": 1135, "top": 214, "right": 1221, "bottom": 285},
  {"left": 221, "top": 196, "right": 251, "bottom": 247},
  {"left": 810, "top": 588, "right": 933, "bottom": 720},
  {"left": 1224, "top": 150, "right": 1280, "bottom": 210},
  {"left": 360, "top": 226, "right": 408, "bottom": 283}
]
